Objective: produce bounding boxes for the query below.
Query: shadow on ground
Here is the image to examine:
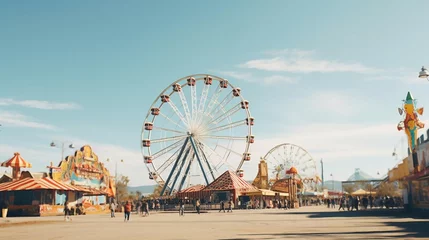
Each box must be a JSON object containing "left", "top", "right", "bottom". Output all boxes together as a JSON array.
[
  {"left": 262, "top": 208, "right": 427, "bottom": 219},
  {"left": 225, "top": 209, "right": 429, "bottom": 239}
]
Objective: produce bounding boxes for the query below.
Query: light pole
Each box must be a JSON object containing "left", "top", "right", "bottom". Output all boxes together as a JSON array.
[
  {"left": 330, "top": 173, "right": 334, "bottom": 191},
  {"left": 50, "top": 141, "right": 74, "bottom": 161},
  {"left": 418, "top": 66, "right": 429, "bottom": 80},
  {"left": 106, "top": 158, "right": 124, "bottom": 203},
  {"left": 320, "top": 159, "right": 324, "bottom": 190}
]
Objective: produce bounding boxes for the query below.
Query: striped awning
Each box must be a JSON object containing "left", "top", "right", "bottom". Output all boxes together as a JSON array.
[
  {"left": 1, "top": 152, "right": 32, "bottom": 168},
  {"left": 0, "top": 177, "right": 89, "bottom": 192}
]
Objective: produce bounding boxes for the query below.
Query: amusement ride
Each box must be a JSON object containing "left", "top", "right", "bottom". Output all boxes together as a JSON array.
[
  {"left": 141, "top": 74, "right": 254, "bottom": 196},
  {"left": 264, "top": 143, "right": 319, "bottom": 192}
]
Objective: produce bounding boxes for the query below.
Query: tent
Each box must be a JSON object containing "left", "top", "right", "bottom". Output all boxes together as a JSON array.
[
  {"left": 203, "top": 170, "right": 258, "bottom": 201},
  {"left": 351, "top": 188, "right": 376, "bottom": 196},
  {"left": 177, "top": 184, "right": 206, "bottom": 199}
]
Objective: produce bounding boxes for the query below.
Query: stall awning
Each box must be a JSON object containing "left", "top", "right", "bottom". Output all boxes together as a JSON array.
[
  {"left": 0, "top": 177, "right": 89, "bottom": 192},
  {"left": 351, "top": 188, "right": 376, "bottom": 196},
  {"left": 246, "top": 189, "right": 276, "bottom": 196}
]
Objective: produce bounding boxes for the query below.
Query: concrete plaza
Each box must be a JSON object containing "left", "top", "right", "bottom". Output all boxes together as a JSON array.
[{"left": 0, "top": 206, "right": 427, "bottom": 240}]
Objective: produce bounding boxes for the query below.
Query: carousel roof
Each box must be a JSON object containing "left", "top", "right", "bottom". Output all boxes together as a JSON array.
[
  {"left": 1, "top": 152, "right": 32, "bottom": 168},
  {"left": 203, "top": 170, "right": 258, "bottom": 192}
]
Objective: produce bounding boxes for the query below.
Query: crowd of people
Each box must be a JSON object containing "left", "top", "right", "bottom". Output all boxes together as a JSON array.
[
  {"left": 91, "top": 194, "right": 405, "bottom": 222},
  {"left": 325, "top": 195, "right": 403, "bottom": 211}
]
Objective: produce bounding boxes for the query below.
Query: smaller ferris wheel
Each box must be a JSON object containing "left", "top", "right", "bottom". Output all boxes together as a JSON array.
[{"left": 264, "top": 143, "right": 319, "bottom": 192}]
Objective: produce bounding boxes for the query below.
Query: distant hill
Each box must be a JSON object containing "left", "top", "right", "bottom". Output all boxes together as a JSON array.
[{"left": 128, "top": 185, "right": 157, "bottom": 195}]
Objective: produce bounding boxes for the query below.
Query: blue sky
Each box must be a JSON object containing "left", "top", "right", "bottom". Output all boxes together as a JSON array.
[{"left": 1, "top": 1, "right": 429, "bottom": 186}]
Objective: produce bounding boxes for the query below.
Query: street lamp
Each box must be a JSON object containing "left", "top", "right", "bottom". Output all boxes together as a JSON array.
[
  {"left": 106, "top": 158, "right": 124, "bottom": 203},
  {"left": 418, "top": 66, "right": 429, "bottom": 80},
  {"left": 320, "top": 159, "right": 324, "bottom": 190},
  {"left": 106, "top": 158, "right": 124, "bottom": 181},
  {"left": 330, "top": 173, "right": 334, "bottom": 191},
  {"left": 50, "top": 141, "right": 74, "bottom": 161}
]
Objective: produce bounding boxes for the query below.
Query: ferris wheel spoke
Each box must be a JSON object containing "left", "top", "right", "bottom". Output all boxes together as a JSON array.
[
  {"left": 151, "top": 135, "right": 187, "bottom": 144},
  {"left": 190, "top": 84, "right": 198, "bottom": 125},
  {"left": 159, "top": 112, "right": 187, "bottom": 130},
  {"left": 166, "top": 99, "right": 190, "bottom": 128},
  {"left": 196, "top": 139, "right": 229, "bottom": 167},
  {"left": 177, "top": 90, "right": 192, "bottom": 126},
  {"left": 152, "top": 139, "right": 184, "bottom": 159},
  {"left": 208, "top": 103, "right": 241, "bottom": 125},
  {"left": 194, "top": 139, "right": 216, "bottom": 181},
  {"left": 196, "top": 83, "right": 210, "bottom": 124},
  {"left": 156, "top": 146, "right": 183, "bottom": 175},
  {"left": 205, "top": 120, "right": 246, "bottom": 134},
  {"left": 207, "top": 94, "right": 234, "bottom": 119},
  {"left": 296, "top": 151, "right": 308, "bottom": 163},
  {"left": 210, "top": 141, "right": 243, "bottom": 157},
  {"left": 203, "top": 85, "right": 222, "bottom": 120},
  {"left": 201, "top": 135, "right": 246, "bottom": 141},
  {"left": 153, "top": 126, "right": 187, "bottom": 134}
]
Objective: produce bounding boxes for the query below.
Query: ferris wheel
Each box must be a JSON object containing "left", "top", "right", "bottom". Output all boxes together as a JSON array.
[
  {"left": 141, "top": 74, "right": 254, "bottom": 196},
  {"left": 264, "top": 143, "right": 319, "bottom": 192}
]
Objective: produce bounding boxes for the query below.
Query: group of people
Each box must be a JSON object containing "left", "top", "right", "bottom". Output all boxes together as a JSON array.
[
  {"left": 219, "top": 200, "right": 233, "bottom": 212},
  {"left": 178, "top": 199, "right": 201, "bottom": 215},
  {"left": 330, "top": 195, "right": 403, "bottom": 211}
]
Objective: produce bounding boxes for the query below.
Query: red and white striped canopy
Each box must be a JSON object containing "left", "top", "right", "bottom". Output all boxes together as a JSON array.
[
  {"left": 1, "top": 152, "right": 32, "bottom": 168},
  {"left": 0, "top": 177, "right": 89, "bottom": 192}
]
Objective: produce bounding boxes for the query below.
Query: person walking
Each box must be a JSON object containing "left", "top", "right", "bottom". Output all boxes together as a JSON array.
[
  {"left": 64, "top": 201, "right": 72, "bottom": 222},
  {"left": 124, "top": 201, "right": 131, "bottom": 222},
  {"left": 219, "top": 201, "right": 225, "bottom": 213},
  {"left": 338, "top": 197, "right": 346, "bottom": 211},
  {"left": 110, "top": 201, "right": 116, "bottom": 218},
  {"left": 179, "top": 199, "right": 185, "bottom": 216},
  {"left": 196, "top": 199, "right": 201, "bottom": 214},
  {"left": 227, "top": 200, "right": 233, "bottom": 212},
  {"left": 1, "top": 199, "right": 9, "bottom": 218}
]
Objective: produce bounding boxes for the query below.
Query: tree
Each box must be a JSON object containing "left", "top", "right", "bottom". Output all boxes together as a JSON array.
[
  {"left": 343, "top": 184, "right": 356, "bottom": 195},
  {"left": 377, "top": 182, "right": 399, "bottom": 197},
  {"left": 360, "top": 182, "right": 373, "bottom": 192},
  {"left": 147, "top": 184, "right": 164, "bottom": 198},
  {"left": 136, "top": 191, "right": 142, "bottom": 200},
  {"left": 115, "top": 175, "right": 130, "bottom": 202}
]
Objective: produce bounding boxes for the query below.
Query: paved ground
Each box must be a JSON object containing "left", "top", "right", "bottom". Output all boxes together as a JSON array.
[{"left": 0, "top": 206, "right": 428, "bottom": 240}]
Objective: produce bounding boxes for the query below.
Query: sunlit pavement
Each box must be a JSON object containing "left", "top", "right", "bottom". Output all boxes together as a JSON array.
[{"left": 0, "top": 206, "right": 427, "bottom": 240}]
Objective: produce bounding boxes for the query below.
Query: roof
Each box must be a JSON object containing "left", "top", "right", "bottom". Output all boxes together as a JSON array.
[
  {"left": 0, "top": 177, "right": 90, "bottom": 192},
  {"left": 351, "top": 188, "right": 376, "bottom": 196},
  {"left": 0, "top": 174, "right": 12, "bottom": 184},
  {"left": 347, "top": 168, "right": 374, "bottom": 181},
  {"left": 178, "top": 184, "right": 205, "bottom": 194},
  {"left": 203, "top": 170, "right": 258, "bottom": 192},
  {"left": 246, "top": 189, "right": 277, "bottom": 196},
  {"left": 20, "top": 171, "right": 48, "bottom": 180},
  {"left": 1, "top": 152, "right": 32, "bottom": 168}
]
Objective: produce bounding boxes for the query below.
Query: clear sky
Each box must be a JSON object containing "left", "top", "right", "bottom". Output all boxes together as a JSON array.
[{"left": 1, "top": 1, "right": 429, "bottom": 186}]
